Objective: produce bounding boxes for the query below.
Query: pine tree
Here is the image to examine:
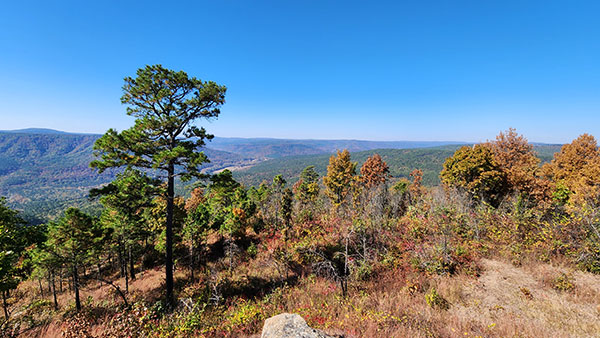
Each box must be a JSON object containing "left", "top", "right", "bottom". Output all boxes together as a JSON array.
[
  {"left": 91, "top": 65, "right": 226, "bottom": 305},
  {"left": 0, "top": 198, "right": 26, "bottom": 319},
  {"left": 46, "top": 208, "right": 101, "bottom": 311},
  {"left": 91, "top": 168, "right": 159, "bottom": 291}
]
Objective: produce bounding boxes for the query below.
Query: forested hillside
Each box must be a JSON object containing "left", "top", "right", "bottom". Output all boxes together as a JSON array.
[
  {"left": 0, "top": 131, "right": 253, "bottom": 221},
  {"left": 0, "top": 132, "right": 109, "bottom": 222},
  {"left": 208, "top": 137, "right": 465, "bottom": 159},
  {"left": 235, "top": 144, "right": 562, "bottom": 187},
  {"left": 0, "top": 131, "right": 474, "bottom": 221}
]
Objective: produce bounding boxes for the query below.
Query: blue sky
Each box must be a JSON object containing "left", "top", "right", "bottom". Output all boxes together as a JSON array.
[{"left": 0, "top": 1, "right": 598, "bottom": 143}]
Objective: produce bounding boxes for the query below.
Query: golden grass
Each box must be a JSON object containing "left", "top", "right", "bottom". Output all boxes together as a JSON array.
[{"left": 9, "top": 258, "right": 600, "bottom": 337}]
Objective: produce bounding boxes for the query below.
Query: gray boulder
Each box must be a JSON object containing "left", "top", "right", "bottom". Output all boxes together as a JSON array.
[{"left": 261, "top": 313, "right": 341, "bottom": 338}]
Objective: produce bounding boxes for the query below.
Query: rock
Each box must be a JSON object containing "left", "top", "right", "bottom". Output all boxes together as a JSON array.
[{"left": 261, "top": 313, "right": 341, "bottom": 338}]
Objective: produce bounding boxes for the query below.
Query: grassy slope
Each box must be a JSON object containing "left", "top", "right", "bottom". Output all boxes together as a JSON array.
[{"left": 15, "top": 257, "right": 600, "bottom": 337}]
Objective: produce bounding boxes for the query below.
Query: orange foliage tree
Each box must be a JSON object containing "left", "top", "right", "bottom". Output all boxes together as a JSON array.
[
  {"left": 360, "top": 153, "right": 390, "bottom": 188},
  {"left": 542, "top": 133, "right": 600, "bottom": 207},
  {"left": 487, "top": 128, "right": 550, "bottom": 203}
]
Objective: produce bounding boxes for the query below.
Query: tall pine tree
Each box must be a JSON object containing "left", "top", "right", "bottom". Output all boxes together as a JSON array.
[{"left": 91, "top": 65, "right": 226, "bottom": 305}]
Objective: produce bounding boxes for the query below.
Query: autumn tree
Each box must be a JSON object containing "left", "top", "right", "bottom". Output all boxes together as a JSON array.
[
  {"left": 90, "top": 65, "right": 226, "bottom": 305},
  {"left": 323, "top": 149, "right": 357, "bottom": 208},
  {"left": 206, "top": 170, "right": 256, "bottom": 239},
  {"left": 409, "top": 169, "right": 424, "bottom": 200},
  {"left": 280, "top": 187, "right": 293, "bottom": 240},
  {"left": 440, "top": 144, "right": 509, "bottom": 207},
  {"left": 271, "top": 175, "right": 287, "bottom": 227},
  {"left": 360, "top": 153, "right": 390, "bottom": 189},
  {"left": 487, "top": 128, "right": 549, "bottom": 202},
  {"left": 542, "top": 134, "right": 600, "bottom": 207},
  {"left": 183, "top": 187, "right": 210, "bottom": 283},
  {"left": 145, "top": 195, "right": 187, "bottom": 256}
]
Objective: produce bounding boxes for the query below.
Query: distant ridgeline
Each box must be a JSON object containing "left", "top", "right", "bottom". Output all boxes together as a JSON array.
[
  {"left": 0, "top": 129, "right": 560, "bottom": 222},
  {"left": 232, "top": 145, "right": 561, "bottom": 187}
]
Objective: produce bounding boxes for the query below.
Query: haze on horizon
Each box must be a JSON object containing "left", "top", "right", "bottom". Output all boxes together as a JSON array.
[{"left": 0, "top": 1, "right": 598, "bottom": 144}]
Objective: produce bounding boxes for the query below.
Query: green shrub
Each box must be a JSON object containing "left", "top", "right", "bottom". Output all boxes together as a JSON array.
[
  {"left": 353, "top": 262, "right": 374, "bottom": 281},
  {"left": 425, "top": 287, "right": 449, "bottom": 310},
  {"left": 246, "top": 242, "right": 258, "bottom": 258},
  {"left": 552, "top": 272, "right": 575, "bottom": 292}
]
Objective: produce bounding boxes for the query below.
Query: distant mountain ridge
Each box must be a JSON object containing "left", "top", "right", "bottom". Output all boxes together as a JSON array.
[
  {"left": 0, "top": 128, "right": 71, "bottom": 134},
  {"left": 234, "top": 144, "right": 562, "bottom": 187},
  {"left": 0, "top": 128, "right": 561, "bottom": 221},
  {"left": 207, "top": 137, "right": 466, "bottom": 158}
]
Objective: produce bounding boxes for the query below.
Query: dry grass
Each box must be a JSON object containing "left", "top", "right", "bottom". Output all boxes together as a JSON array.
[
  {"left": 242, "top": 258, "right": 600, "bottom": 337},
  {"left": 445, "top": 259, "right": 600, "bottom": 337},
  {"left": 9, "top": 267, "right": 189, "bottom": 338},
  {"left": 8, "top": 258, "right": 600, "bottom": 337}
]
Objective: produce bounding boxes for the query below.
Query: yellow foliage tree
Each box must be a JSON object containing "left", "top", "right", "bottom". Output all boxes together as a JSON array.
[
  {"left": 323, "top": 149, "right": 357, "bottom": 208},
  {"left": 440, "top": 144, "right": 509, "bottom": 207},
  {"left": 542, "top": 133, "right": 600, "bottom": 207}
]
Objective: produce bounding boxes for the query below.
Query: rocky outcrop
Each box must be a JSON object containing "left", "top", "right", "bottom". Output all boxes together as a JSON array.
[{"left": 261, "top": 313, "right": 342, "bottom": 338}]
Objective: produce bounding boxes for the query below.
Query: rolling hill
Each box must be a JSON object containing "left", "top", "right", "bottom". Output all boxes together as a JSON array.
[
  {"left": 0, "top": 129, "right": 561, "bottom": 222},
  {"left": 0, "top": 131, "right": 252, "bottom": 222},
  {"left": 233, "top": 144, "right": 563, "bottom": 187},
  {"left": 208, "top": 137, "right": 465, "bottom": 159}
]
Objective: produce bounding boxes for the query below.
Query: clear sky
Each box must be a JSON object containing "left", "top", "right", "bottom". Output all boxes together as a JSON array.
[{"left": 0, "top": 1, "right": 598, "bottom": 143}]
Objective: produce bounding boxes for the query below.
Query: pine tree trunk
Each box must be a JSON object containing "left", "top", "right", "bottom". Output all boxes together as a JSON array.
[
  {"left": 51, "top": 270, "right": 58, "bottom": 310},
  {"left": 2, "top": 290, "right": 9, "bottom": 320},
  {"left": 118, "top": 242, "right": 125, "bottom": 278},
  {"left": 125, "top": 261, "right": 129, "bottom": 293},
  {"left": 47, "top": 271, "right": 52, "bottom": 294},
  {"left": 165, "top": 162, "right": 175, "bottom": 308},
  {"left": 38, "top": 279, "right": 44, "bottom": 296},
  {"left": 189, "top": 237, "right": 195, "bottom": 284},
  {"left": 97, "top": 264, "right": 102, "bottom": 288},
  {"left": 73, "top": 264, "right": 81, "bottom": 311},
  {"left": 128, "top": 245, "right": 136, "bottom": 281}
]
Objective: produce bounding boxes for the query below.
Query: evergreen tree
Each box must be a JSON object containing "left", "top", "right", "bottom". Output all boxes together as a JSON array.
[
  {"left": 46, "top": 208, "right": 101, "bottom": 311},
  {"left": 294, "top": 166, "right": 320, "bottom": 205},
  {"left": 90, "top": 65, "right": 226, "bottom": 305},
  {"left": 0, "top": 198, "right": 26, "bottom": 319},
  {"left": 90, "top": 168, "right": 159, "bottom": 291}
]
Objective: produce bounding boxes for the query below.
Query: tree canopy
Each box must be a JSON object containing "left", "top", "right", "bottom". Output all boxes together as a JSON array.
[
  {"left": 440, "top": 144, "right": 509, "bottom": 207},
  {"left": 360, "top": 153, "right": 390, "bottom": 188}
]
